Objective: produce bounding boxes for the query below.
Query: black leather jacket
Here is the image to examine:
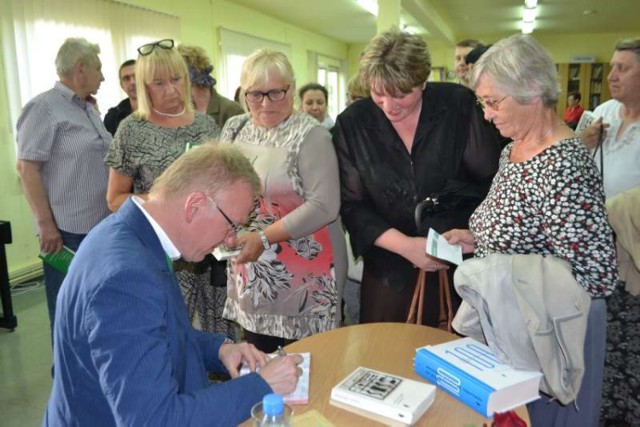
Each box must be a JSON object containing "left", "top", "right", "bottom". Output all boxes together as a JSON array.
[{"left": 332, "top": 82, "right": 501, "bottom": 292}]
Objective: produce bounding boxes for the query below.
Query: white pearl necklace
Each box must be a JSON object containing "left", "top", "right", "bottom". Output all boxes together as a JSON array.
[{"left": 153, "top": 106, "right": 186, "bottom": 117}]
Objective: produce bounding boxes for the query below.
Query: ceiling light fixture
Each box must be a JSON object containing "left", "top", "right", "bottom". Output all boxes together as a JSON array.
[
  {"left": 356, "top": 0, "right": 378, "bottom": 17},
  {"left": 522, "top": 6, "right": 537, "bottom": 23},
  {"left": 521, "top": 21, "right": 535, "bottom": 34},
  {"left": 521, "top": 0, "right": 537, "bottom": 34}
]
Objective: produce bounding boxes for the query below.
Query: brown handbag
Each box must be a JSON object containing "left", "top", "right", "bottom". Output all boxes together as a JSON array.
[{"left": 406, "top": 269, "right": 454, "bottom": 332}]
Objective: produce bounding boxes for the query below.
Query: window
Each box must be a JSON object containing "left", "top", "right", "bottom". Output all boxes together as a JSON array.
[
  {"left": 218, "top": 28, "right": 291, "bottom": 103},
  {"left": 2, "top": 0, "right": 180, "bottom": 131},
  {"left": 314, "top": 54, "right": 346, "bottom": 120}
]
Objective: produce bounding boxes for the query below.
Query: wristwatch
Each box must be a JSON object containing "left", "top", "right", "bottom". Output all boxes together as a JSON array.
[{"left": 258, "top": 229, "right": 270, "bottom": 250}]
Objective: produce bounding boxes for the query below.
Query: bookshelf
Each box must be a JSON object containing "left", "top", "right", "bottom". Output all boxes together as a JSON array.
[
  {"left": 429, "top": 66, "right": 447, "bottom": 82},
  {"left": 586, "top": 63, "right": 611, "bottom": 110},
  {"left": 556, "top": 63, "right": 611, "bottom": 117}
]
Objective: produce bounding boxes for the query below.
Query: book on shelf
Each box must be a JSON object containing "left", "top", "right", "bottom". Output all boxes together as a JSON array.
[
  {"left": 592, "top": 64, "right": 603, "bottom": 79},
  {"left": 240, "top": 352, "right": 310, "bottom": 405},
  {"left": 39, "top": 245, "right": 75, "bottom": 274},
  {"left": 414, "top": 337, "right": 542, "bottom": 418},
  {"left": 330, "top": 366, "right": 436, "bottom": 426}
]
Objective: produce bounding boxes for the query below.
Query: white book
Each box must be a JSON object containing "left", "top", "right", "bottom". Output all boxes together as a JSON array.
[
  {"left": 414, "top": 337, "right": 542, "bottom": 417},
  {"left": 330, "top": 367, "right": 436, "bottom": 426}
]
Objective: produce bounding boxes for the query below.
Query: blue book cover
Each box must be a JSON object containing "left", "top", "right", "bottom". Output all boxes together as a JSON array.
[{"left": 414, "top": 337, "right": 542, "bottom": 417}]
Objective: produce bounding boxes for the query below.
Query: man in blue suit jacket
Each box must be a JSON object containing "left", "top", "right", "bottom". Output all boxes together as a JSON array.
[{"left": 44, "top": 144, "right": 302, "bottom": 426}]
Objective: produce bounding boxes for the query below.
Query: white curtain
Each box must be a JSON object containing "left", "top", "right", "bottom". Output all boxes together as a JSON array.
[
  {"left": 2, "top": 0, "right": 180, "bottom": 127},
  {"left": 218, "top": 28, "right": 291, "bottom": 101}
]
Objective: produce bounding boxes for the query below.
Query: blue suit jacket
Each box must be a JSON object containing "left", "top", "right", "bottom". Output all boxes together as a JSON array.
[{"left": 44, "top": 199, "right": 271, "bottom": 426}]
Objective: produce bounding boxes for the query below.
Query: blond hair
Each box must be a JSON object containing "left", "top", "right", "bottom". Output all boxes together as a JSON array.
[
  {"left": 150, "top": 142, "right": 261, "bottom": 198},
  {"left": 176, "top": 44, "right": 211, "bottom": 71},
  {"left": 359, "top": 29, "right": 431, "bottom": 96},
  {"left": 239, "top": 49, "right": 296, "bottom": 100},
  {"left": 347, "top": 74, "right": 370, "bottom": 100},
  {"left": 134, "top": 47, "right": 194, "bottom": 119}
]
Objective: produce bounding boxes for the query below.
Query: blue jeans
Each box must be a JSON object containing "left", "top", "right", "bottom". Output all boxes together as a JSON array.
[{"left": 43, "top": 229, "right": 86, "bottom": 344}]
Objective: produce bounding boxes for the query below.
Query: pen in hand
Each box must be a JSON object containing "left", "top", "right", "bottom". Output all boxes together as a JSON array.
[{"left": 277, "top": 345, "right": 287, "bottom": 357}]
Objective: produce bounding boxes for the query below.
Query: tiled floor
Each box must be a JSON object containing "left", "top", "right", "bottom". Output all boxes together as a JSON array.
[{"left": 0, "top": 281, "right": 52, "bottom": 427}]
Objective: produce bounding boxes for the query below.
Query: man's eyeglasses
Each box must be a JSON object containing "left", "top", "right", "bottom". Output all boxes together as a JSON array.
[
  {"left": 245, "top": 86, "right": 290, "bottom": 104},
  {"left": 477, "top": 95, "right": 509, "bottom": 111},
  {"left": 137, "top": 39, "right": 174, "bottom": 56},
  {"left": 207, "top": 197, "right": 241, "bottom": 235}
]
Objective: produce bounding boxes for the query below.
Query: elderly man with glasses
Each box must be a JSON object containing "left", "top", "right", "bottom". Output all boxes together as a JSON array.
[{"left": 43, "top": 144, "right": 303, "bottom": 426}]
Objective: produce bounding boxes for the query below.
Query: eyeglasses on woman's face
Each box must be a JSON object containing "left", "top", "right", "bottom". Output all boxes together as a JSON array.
[
  {"left": 244, "top": 86, "right": 290, "bottom": 104},
  {"left": 476, "top": 95, "right": 510, "bottom": 111},
  {"left": 137, "top": 39, "right": 174, "bottom": 56}
]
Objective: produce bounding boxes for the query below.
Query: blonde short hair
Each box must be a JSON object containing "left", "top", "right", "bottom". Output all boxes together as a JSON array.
[
  {"left": 239, "top": 49, "right": 296, "bottom": 101},
  {"left": 151, "top": 142, "right": 261, "bottom": 198},
  {"left": 359, "top": 29, "right": 431, "bottom": 96},
  {"left": 134, "top": 46, "right": 194, "bottom": 120},
  {"left": 347, "top": 74, "right": 370, "bottom": 100}
]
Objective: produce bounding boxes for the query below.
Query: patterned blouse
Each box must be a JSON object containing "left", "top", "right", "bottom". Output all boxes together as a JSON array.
[
  {"left": 105, "top": 113, "right": 219, "bottom": 192},
  {"left": 220, "top": 112, "right": 345, "bottom": 340},
  {"left": 469, "top": 137, "right": 618, "bottom": 298}
]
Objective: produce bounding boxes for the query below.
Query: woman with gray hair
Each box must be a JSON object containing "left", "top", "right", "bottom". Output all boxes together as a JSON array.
[
  {"left": 332, "top": 29, "right": 500, "bottom": 327},
  {"left": 444, "top": 34, "right": 618, "bottom": 427},
  {"left": 220, "top": 49, "right": 346, "bottom": 353}
]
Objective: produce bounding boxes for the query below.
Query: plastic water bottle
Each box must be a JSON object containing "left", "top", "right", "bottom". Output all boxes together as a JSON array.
[{"left": 258, "top": 393, "right": 292, "bottom": 426}]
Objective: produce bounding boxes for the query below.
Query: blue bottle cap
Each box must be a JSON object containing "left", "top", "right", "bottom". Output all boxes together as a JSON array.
[{"left": 262, "top": 393, "right": 284, "bottom": 416}]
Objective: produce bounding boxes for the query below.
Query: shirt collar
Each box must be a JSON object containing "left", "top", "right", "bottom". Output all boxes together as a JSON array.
[
  {"left": 54, "top": 81, "right": 89, "bottom": 108},
  {"left": 132, "top": 196, "right": 181, "bottom": 260}
]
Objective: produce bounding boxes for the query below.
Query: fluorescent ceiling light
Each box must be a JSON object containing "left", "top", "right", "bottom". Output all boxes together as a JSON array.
[
  {"left": 523, "top": 6, "right": 537, "bottom": 22},
  {"left": 521, "top": 21, "right": 535, "bottom": 34},
  {"left": 356, "top": 0, "right": 378, "bottom": 16},
  {"left": 525, "top": 0, "right": 538, "bottom": 7}
]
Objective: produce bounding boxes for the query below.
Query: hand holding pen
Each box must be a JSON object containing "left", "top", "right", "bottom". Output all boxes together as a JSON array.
[{"left": 258, "top": 346, "right": 303, "bottom": 395}]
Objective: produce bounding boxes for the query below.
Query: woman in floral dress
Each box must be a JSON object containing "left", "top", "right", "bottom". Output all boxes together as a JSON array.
[{"left": 220, "top": 49, "right": 346, "bottom": 353}]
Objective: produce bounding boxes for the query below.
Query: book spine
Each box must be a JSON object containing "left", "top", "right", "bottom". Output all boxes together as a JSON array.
[{"left": 415, "top": 350, "right": 492, "bottom": 417}]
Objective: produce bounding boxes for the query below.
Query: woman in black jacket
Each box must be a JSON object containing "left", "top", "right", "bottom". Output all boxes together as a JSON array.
[{"left": 332, "top": 29, "right": 500, "bottom": 326}]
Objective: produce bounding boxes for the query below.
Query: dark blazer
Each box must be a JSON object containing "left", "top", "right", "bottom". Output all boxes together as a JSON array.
[
  {"left": 207, "top": 89, "right": 245, "bottom": 128},
  {"left": 332, "top": 82, "right": 501, "bottom": 292},
  {"left": 103, "top": 98, "right": 133, "bottom": 136},
  {"left": 45, "top": 199, "right": 271, "bottom": 426}
]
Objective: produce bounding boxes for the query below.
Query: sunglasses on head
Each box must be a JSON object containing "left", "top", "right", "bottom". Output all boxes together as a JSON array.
[{"left": 137, "top": 39, "right": 174, "bottom": 56}]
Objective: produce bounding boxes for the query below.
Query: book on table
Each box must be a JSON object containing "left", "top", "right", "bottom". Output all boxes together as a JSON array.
[
  {"left": 330, "top": 366, "right": 436, "bottom": 426},
  {"left": 414, "top": 337, "right": 542, "bottom": 418},
  {"left": 39, "top": 245, "right": 75, "bottom": 274},
  {"left": 240, "top": 352, "right": 310, "bottom": 405}
]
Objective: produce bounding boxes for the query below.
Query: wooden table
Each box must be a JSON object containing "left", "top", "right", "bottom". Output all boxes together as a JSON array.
[{"left": 283, "top": 322, "right": 531, "bottom": 426}]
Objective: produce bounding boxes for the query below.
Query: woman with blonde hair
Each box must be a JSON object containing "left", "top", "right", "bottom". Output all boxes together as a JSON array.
[
  {"left": 105, "top": 39, "right": 227, "bottom": 336},
  {"left": 221, "top": 49, "right": 346, "bottom": 353}
]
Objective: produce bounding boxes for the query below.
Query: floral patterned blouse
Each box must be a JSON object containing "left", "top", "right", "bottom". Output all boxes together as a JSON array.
[
  {"left": 220, "top": 113, "right": 346, "bottom": 340},
  {"left": 469, "top": 137, "right": 618, "bottom": 298}
]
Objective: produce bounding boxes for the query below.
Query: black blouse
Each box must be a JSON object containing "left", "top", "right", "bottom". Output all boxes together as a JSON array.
[{"left": 332, "top": 82, "right": 501, "bottom": 291}]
